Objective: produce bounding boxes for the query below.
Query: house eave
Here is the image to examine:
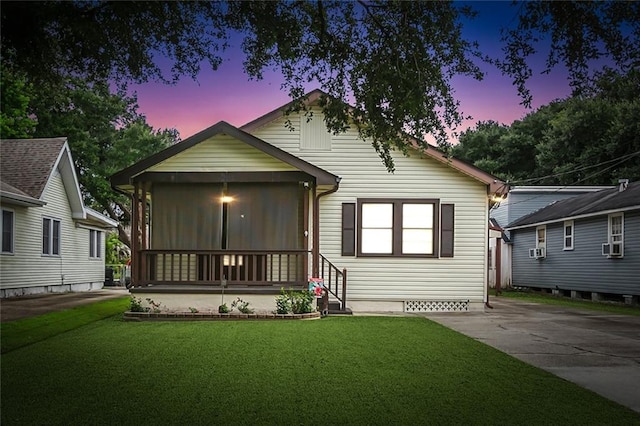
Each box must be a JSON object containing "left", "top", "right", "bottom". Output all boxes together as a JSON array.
[
  {"left": 110, "top": 120, "right": 338, "bottom": 188},
  {"left": 506, "top": 205, "right": 640, "bottom": 231},
  {"left": 240, "top": 89, "right": 505, "bottom": 195},
  {"left": 0, "top": 191, "right": 46, "bottom": 207}
]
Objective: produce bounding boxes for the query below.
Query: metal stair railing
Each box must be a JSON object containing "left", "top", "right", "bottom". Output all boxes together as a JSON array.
[{"left": 318, "top": 253, "right": 347, "bottom": 311}]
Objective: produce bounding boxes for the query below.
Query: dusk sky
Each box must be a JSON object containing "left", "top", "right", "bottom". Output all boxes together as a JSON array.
[{"left": 131, "top": 2, "right": 572, "bottom": 142}]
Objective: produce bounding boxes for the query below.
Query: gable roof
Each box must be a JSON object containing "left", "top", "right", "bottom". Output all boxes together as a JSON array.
[
  {"left": 110, "top": 121, "right": 339, "bottom": 187},
  {"left": 1, "top": 138, "right": 115, "bottom": 228},
  {"left": 1, "top": 138, "right": 67, "bottom": 200},
  {"left": 241, "top": 89, "right": 505, "bottom": 195},
  {"left": 506, "top": 182, "right": 640, "bottom": 229}
]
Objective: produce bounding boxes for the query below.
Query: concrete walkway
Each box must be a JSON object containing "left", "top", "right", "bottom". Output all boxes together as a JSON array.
[
  {"left": 425, "top": 297, "right": 640, "bottom": 413},
  {"left": 0, "top": 287, "right": 129, "bottom": 322}
]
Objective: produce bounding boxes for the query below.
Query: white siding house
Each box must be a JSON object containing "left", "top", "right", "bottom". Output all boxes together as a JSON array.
[
  {"left": 1, "top": 138, "right": 117, "bottom": 297},
  {"left": 111, "top": 90, "right": 504, "bottom": 313}
]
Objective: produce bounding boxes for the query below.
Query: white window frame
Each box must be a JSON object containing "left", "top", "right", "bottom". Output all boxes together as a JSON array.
[
  {"left": 536, "top": 225, "right": 546, "bottom": 250},
  {"left": 43, "top": 216, "right": 61, "bottom": 256},
  {"left": 607, "top": 213, "right": 624, "bottom": 257},
  {"left": 89, "top": 229, "right": 102, "bottom": 259},
  {"left": 563, "top": 220, "right": 574, "bottom": 250},
  {"left": 1, "top": 208, "right": 15, "bottom": 254}
]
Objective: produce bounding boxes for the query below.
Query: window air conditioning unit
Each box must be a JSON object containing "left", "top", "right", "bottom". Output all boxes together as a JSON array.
[
  {"left": 528, "top": 248, "right": 545, "bottom": 259},
  {"left": 602, "top": 242, "right": 623, "bottom": 257}
]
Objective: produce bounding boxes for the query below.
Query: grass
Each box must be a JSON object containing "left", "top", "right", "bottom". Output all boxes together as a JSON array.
[
  {"left": 495, "top": 289, "right": 640, "bottom": 316},
  {"left": 0, "top": 297, "right": 129, "bottom": 353},
  {"left": 2, "top": 311, "right": 639, "bottom": 425}
]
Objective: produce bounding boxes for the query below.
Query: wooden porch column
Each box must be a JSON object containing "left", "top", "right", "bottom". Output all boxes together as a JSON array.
[{"left": 131, "top": 183, "right": 140, "bottom": 285}]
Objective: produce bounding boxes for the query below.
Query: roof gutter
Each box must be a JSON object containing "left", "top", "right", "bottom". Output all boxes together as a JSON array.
[{"left": 312, "top": 176, "right": 341, "bottom": 276}]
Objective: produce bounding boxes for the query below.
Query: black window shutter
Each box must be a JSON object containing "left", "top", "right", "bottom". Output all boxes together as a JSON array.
[
  {"left": 342, "top": 203, "right": 356, "bottom": 256},
  {"left": 441, "top": 204, "right": 455, "bottom": 257}
]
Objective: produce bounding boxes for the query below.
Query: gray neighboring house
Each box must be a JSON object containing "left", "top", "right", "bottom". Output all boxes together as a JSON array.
[
  {"left": 1, "top": 138, "right": 117, "bottom": 298},
  {"left": 505, "top": 181, "right": 640, "bottom": 303},
  {"left": 489, "top": 186, "right": 611, "bottom": 289}
]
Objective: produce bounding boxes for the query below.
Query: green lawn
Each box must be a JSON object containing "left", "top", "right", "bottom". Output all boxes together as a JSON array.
[
  {"left": 495, "top": 289, "right": 640, "bottom": 316},
  {"left": 2, "top": 311, "right": 638, "bottom": 425},
  {"left": 0, "top": 297, "right": 130, "bottom": 353}
]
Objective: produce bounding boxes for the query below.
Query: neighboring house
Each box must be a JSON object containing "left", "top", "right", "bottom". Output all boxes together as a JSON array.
[
  {"left": 1, "top": 138, "right": 117, "bottom": 298},
  {"left": 505, "top": 181, "right": 640, "bottom": 303},
  {"left": 489, "top": 185, "right": 611, "bottom": 290},
  {"left": 111, "top": 90, "right": 505, "bottom": 313}
]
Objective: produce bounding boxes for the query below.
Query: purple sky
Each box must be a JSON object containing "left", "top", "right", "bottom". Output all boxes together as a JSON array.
[{"left": 131, "top": 2, "right": 572, "bottom": 142}]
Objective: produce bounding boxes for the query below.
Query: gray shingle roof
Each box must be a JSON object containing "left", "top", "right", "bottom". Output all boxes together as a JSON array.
[
  {"left": 0, "top": 138, "right": 66, "bottom": 199},
  {"left": 507, "top": 181, "right": 640, "bottom": 229}
]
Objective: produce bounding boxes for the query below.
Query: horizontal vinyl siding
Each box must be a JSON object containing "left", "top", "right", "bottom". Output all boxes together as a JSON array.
[
  {"left": 511, "top": 211, "right": 640, "bottom": 295},
  {"left": 0, "top": 171, "right": 105, "bottom": 291},
  {"left": 251, "top": 112, "right": 488, "bottom": 303},
  {"left": 148, "top": 134, "right": 297, "bottom": 172}
]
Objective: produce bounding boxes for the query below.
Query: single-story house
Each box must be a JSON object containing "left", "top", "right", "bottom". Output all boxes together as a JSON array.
[
  {"left": 506, "top": 180, "right": 640, "bottom": 303},
  {"left": 110, "top": 90, "right": 505, "bottom": 313},
  {"left": 489, "top": 185, "right": 612, "bottom": 290},
  {"left": 1, "top": 138, "right": 117, "bottom": 298}
]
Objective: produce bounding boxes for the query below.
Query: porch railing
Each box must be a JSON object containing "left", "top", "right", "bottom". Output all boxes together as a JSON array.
[
  {"left": 318, "top": 254, "right": 347, "bottom": 310},
  {"left": 137, "top": 250, "right": 308, "bottom": 287}
]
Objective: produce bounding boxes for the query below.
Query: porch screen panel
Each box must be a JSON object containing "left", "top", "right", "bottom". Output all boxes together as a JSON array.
[
  {"left": 151, "top": 183, "right": 223, "bottom": 250},
  {"left": 227, "top": 183, "right": 302, "bottom": 250}
]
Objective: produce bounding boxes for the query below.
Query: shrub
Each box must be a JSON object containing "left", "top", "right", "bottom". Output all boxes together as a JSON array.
[
  {"left": 231, "top": 297, "right": 253, "bottom": 314},
  {"left": 290, "top": 289, "right": 315, "bottom": 314},
  {"left": 275, "top": 288, "right": 292, "bottom": 314},
  {"left": 129, "top": 297, "right": 148, "bottom": 313}
]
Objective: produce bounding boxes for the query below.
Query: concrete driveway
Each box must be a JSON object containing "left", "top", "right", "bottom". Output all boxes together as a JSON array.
[
  {"left": 0, "top": 288, "right": 129, "bottom": 322},
  {"left": 425, "top": 297, "right": 640, "bottom": 413}
]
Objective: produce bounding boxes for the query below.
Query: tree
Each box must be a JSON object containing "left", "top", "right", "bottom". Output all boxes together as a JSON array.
[
  {"left": 0, "top": 66, "right": 36, "bottom": 138},
  {"left": 453, "top": 70, "right": 640, "bottom": 186},
  {"left": 497, "top": 1, "right": 640, "bottom": 107},
  {"left": 29, "top": 78, "right": 178, "bottom": 246},
  {"left": 2, "top": 1, "right": 637, "bottom": 171}
]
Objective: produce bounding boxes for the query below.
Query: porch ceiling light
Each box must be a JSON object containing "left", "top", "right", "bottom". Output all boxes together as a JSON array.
[{"left": 221, "top": 196, "right": 234, "bottom": 203}]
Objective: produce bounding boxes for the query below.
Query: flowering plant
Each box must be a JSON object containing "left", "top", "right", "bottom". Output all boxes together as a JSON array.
[{"left": 231, "top": 297, "right": 254, "bottom": 314}]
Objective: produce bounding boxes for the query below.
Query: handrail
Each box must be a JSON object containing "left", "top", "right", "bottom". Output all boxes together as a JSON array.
[
  {"left": 137, "top": 249, "right": 308, "bottom": 287},
  {"left": 318, "top": 253, "right": 347, "bottom": 310}
]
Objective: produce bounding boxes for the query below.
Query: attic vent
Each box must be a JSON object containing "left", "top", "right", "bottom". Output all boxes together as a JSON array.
[
  {"left": 404, "top": 300, "right": 469, "bottom": 312},
  {"left": 300, "top": 114, "right": 332, "bottom": 151}
]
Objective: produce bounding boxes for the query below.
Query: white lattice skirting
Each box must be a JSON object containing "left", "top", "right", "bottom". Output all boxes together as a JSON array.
[{"left": 404, "top": 300, "right": 469, "bottom": 313}]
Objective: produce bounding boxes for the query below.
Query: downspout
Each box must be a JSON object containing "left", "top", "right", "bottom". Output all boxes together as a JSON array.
[{"left": 312, "top": 176, "right": 341, "bottom": 276}]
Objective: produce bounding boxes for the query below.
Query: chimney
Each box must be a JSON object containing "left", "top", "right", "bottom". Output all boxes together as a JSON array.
[{"left": 618, "top": 179, "right": 629, "bottom": 192}]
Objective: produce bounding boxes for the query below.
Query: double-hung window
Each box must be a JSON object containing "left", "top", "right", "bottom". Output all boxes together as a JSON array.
[
  {"left": 535, "top": 225, "right": 546, "bottom": 257},
  {"left": 358, "top": 199, "right": 438, "bottom": 257},
  {"left": 608, "top": 213, "right": 624, "bottom": 256},
  {"left": 1, "top": 209, "right": 14, "bottom": 254},
  {"left": 563, "top": 221, "right": 574, "bottom": 250},
  {"left": 89, "top": 230, "right": 102, "bottom": 259},
  {"left": 43, "top": 217, "right": 61, "bottom": 256}
]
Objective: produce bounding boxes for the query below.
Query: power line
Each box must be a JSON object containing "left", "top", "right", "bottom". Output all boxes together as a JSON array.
[
  {"left": 493, "top": 151, "right": 639, "bottom": 211},
  {"left": 507, "top": 150, "right": 640, "bottom": 186}
]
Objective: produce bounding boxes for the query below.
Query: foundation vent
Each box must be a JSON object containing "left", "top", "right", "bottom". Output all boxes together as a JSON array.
[{"left": 404, "top": 300, "right": 469, "bottom": 313}]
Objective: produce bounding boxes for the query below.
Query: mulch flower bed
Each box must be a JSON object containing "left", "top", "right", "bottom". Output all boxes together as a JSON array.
[{"left": 124, "top": 311, "right": 321, "bottom": 321}]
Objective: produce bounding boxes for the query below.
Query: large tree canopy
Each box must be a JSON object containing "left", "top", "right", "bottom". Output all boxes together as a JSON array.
[
  {"left": 2, "top": 1, "right": 638, "bottom": 171},
  {"left": 13, "top": 76, "right": 178, "bottom": 246},
  {"left": 453, "top": 70, "right": 640, "bottom": 186}
]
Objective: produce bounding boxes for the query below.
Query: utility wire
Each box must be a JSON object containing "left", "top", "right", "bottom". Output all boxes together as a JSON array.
[
  {"left": 506, "top": 150, "right": 640, "bottom": 186},
  {"left": 492, "top": 151, "right": 638, "bottom": 211}
]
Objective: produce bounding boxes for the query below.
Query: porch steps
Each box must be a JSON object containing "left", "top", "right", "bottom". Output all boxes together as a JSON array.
[{"left": 328, "top": 301, "right": 352, "bottom": 315}]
